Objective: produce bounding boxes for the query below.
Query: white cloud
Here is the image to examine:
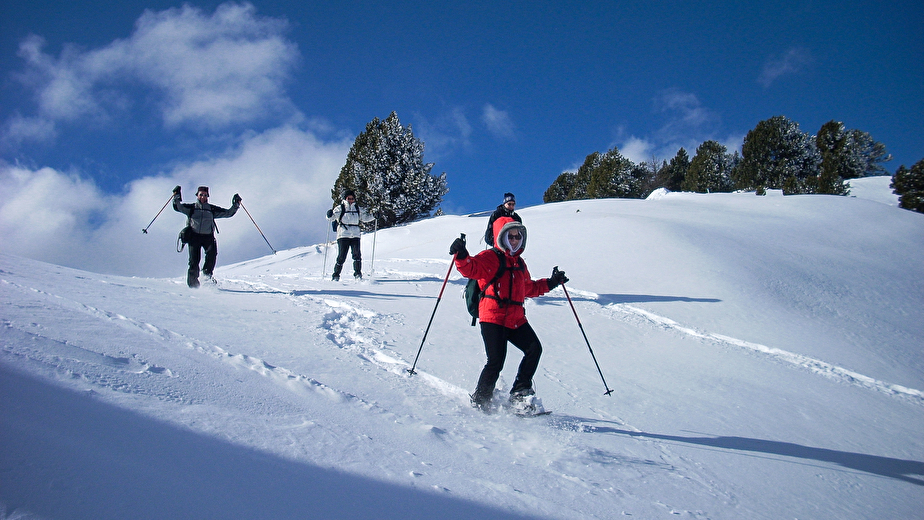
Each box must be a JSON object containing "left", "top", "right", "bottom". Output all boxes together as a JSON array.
[
  {"left": 602, "top": 88, "right": 739, "bottom": 164},
  {"left": 0, "top": 126, "right": 352, "bottom": 277},
  {"left": 481, "top": 104, "right": 515, "bottom": 140},
  {"left": 618, "top": 136, "right": 653, "bottom": 164},
  {"left": 0, "top": 164, "right": 111, "bottom": 270},
  {"left": 1, "top": 114, "right": 57, "bottom": 150},
  {"left": 7, "top": 1, "right": 299, "bottom": 143},
  {"left": 127, "top": 3, "right": 299, "bottom": 128},
  {"left": 758, "top": 47, "right": 813, "bottom": 88},
  {"left": 653, "top": 88, "right": 718, "bottom": 143}
]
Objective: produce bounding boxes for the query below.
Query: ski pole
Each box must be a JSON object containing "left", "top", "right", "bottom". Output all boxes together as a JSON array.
[
  {"left": 240, "top": 201, "right": 276, "bottom": 254},
  {"left": 408, "top": 233, "right": 462, "bottom": 375},
  {"left": 322, "top": 219, "right": 331, "bottom": 277},
  {"left": 142, "top": 193, "right": 174, "bottom": 234},
  {"left": 561, "top": 279, "right": 614, "bottom": 396},
  {"left": 370, "top": 213, "right": 379, "bottom": 274}
]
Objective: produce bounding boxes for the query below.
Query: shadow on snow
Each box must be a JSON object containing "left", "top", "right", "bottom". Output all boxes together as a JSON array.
[
  {"left": 570, "top": 418, "right": 924, "bottom": 486},
  {"left": 0, "top": 364, "right": 544, "bottom": 520}
]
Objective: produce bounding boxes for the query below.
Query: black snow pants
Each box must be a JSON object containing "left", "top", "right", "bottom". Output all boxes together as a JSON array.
[
  {"left": 333, "top": 237, "right": 362, "bottom": 277},
  {"left": 472, "top": 321, "right": 543, "bottom": 404},
  {"left": 186, "top": 232, "right": 217, "bottom": 288}
]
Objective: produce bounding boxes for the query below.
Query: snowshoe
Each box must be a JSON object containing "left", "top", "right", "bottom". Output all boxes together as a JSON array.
[
  {"left": 508, "top": 389, "right": 547, "bottom": 417},
  {"left": 470, "top": 393, "right": 495, "bottom": 413}
]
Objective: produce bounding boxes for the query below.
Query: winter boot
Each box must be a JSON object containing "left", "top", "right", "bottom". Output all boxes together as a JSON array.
[
  {"left": 509, "top": 388, "right": 539, "bottom": 415},
  {"left": 470, "top": 389, "right": 494, "bottom": 412}
]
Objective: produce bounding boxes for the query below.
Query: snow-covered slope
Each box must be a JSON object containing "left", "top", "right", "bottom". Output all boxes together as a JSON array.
[{"left": 2, "top": 188, "right": 922, "bottom": 519}]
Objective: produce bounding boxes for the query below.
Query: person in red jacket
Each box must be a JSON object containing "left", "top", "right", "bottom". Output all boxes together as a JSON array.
[{"left": 450, "top": 216, "right": 568, "bottom": 411}]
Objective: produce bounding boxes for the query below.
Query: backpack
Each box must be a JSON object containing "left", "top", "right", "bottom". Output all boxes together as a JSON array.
[
  {"left": 177, "top": 205, "right": 217, "bottom": 252},
  {"left": 464, "top": 248, "right": 511, "bottom": 326},
  {"left": 331, "top": 202, "right": 359, "bottom": 232}
]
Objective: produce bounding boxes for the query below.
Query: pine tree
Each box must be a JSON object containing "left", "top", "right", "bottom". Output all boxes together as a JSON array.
[
  {"left": 566, "top": 152, "right": 601, "bottom": 200},
  {"left": 683, "top": 141, "right": 735, "bottom": 193},
  {"left": 586, "top": 147, "right": 638, "bottom": 198},
  {"left": 544, "top": 172, "right": 576, "bottom": 203},
  {"left": 734, "top": 115, "right": 821, "bottom": 194},
  {"left": 891, "top": 159, "right": 924, "bottom": 213},
  {"left": 334, "top": 112, "right": 448, "bottom": 229},
  {"left": 815, "top": 121, "right": 851, "bottom": 195},
  {"left": 659, "top": 148, "right": 690, "bottom": 192},
  {"left": 845, "top": 128, "right": 891, "bottom": 178}
]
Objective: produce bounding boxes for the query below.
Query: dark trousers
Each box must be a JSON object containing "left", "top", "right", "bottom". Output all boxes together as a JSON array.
[
  {"left": 472, "top": 322, "right": 543, "bottom": 403},
  {"left": 186, "top": 232, "right": 217, "bottom": 287},
  {"left": 333, "top": 237, "right": 362, "bottom": 277}
]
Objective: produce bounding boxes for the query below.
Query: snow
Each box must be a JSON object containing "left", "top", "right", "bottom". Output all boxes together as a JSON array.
[
  {"left": 848, "top": 175, "right": 899, "bottom": 206},
  {"left": 2, "top": 185, "right": 923, "bottom": 519}
]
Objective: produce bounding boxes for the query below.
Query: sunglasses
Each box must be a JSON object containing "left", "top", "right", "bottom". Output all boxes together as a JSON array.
[{"left": 507, "top": 233, "right": 522, "bottom": 240}]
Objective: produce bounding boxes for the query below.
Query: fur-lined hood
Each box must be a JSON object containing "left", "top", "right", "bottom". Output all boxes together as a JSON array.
[{"left": 492, "top": 216, "right": 527, "bottom": 255}]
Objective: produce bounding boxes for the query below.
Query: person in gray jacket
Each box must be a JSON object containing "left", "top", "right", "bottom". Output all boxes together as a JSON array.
[
  {"left": 173, "top": 185, "right": 240, "bottom": 288},
  {"left": 326, "top": 189, "right": 375, "bottom": 280}
]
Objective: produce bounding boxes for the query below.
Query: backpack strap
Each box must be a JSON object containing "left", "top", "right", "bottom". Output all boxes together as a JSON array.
[
  {"left": 469, "top": 249, "right": 506, "bottom": 326},
  {"left": 481, "top": 249, "right": 525, "bottom": 307},
  {"left": 339, "top": 201, "right": 360, "bottom": 227},
  {"left": 186, "top": 204, "right": 218, "bottom": 234}
]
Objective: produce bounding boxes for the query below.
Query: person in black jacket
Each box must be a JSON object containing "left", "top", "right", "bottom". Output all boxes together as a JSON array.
[
  {"left": 484, "top": 192, "right": 522, "bottom": 247},
  {"left": 173, "top": 185, "right": 240, "bottom": 288}
]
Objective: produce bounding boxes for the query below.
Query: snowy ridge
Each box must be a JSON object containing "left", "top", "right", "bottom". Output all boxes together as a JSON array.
[{"left": 610, "top": 301, "right": 924, "bottom": 404}]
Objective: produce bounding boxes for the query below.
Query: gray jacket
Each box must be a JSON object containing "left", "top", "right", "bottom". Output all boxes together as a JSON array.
[{"left": 173, "top": 194, "right": 239, "bottom": 235}]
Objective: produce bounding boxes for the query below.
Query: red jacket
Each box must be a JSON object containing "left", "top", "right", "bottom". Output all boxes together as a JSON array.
[{"left": 455, "top": 217, "right": 551, "bottom": 329}]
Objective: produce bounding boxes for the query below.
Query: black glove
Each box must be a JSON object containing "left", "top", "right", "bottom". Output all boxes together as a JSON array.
[
  {"left": 173, "top": 185, "right": 181, "bottom": 195},
  {"left": 449, "top": 237, "right": 469, "bottom": 260},
  {"left": 547, "top": 266, "right": 568, "bottom": 290},
  {"left": 232, "top": 193, "right": 242, "bottom": 205},
  {"left": 326, "top": 209, "right": 334, "bottom": 218}
]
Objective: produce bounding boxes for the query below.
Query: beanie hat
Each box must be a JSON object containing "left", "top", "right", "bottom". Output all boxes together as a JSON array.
[
  {"left": 503, "top": 192, "right": 515, "bottom": 204},
  {"left": 343, "top": 189, "right": 355, "bottom": 199},
  {"left": 197, "top": 186, "right": 209, "bottom": 195}
]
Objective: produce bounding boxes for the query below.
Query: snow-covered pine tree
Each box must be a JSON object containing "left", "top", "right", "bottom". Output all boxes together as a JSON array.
[
  {"left": 566, "top": 152, "right": 601, "bottom": 200},
  {"left": 734, "top": 115, "right": 821, "bottom": 194},
  {"left": 683, "top": 140, "right": 735, "bottom": 193},
  {"left": 334, "top": 112, "right": 448, "bottom": 229},
  {"left": 891, "top": 159, "right": 924, "bottom": 213},
  {"left": 659, "top": 148, "right": 690, "bottom": 192},
  {"left": 586, "top": 147, "right": 639, "bottom": 199},
  {"left": 543, "top": 171, "right": 576, "bottom": 203}
]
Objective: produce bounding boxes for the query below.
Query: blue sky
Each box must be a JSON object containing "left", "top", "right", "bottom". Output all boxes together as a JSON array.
[{"left": 1, "top": 1, "right": 922, "bottom": 275}]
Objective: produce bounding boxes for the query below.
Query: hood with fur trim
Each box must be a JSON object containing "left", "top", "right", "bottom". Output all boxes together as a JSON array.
[{"left": 492, "top": 216, "right": 527, "bottom": 255}]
